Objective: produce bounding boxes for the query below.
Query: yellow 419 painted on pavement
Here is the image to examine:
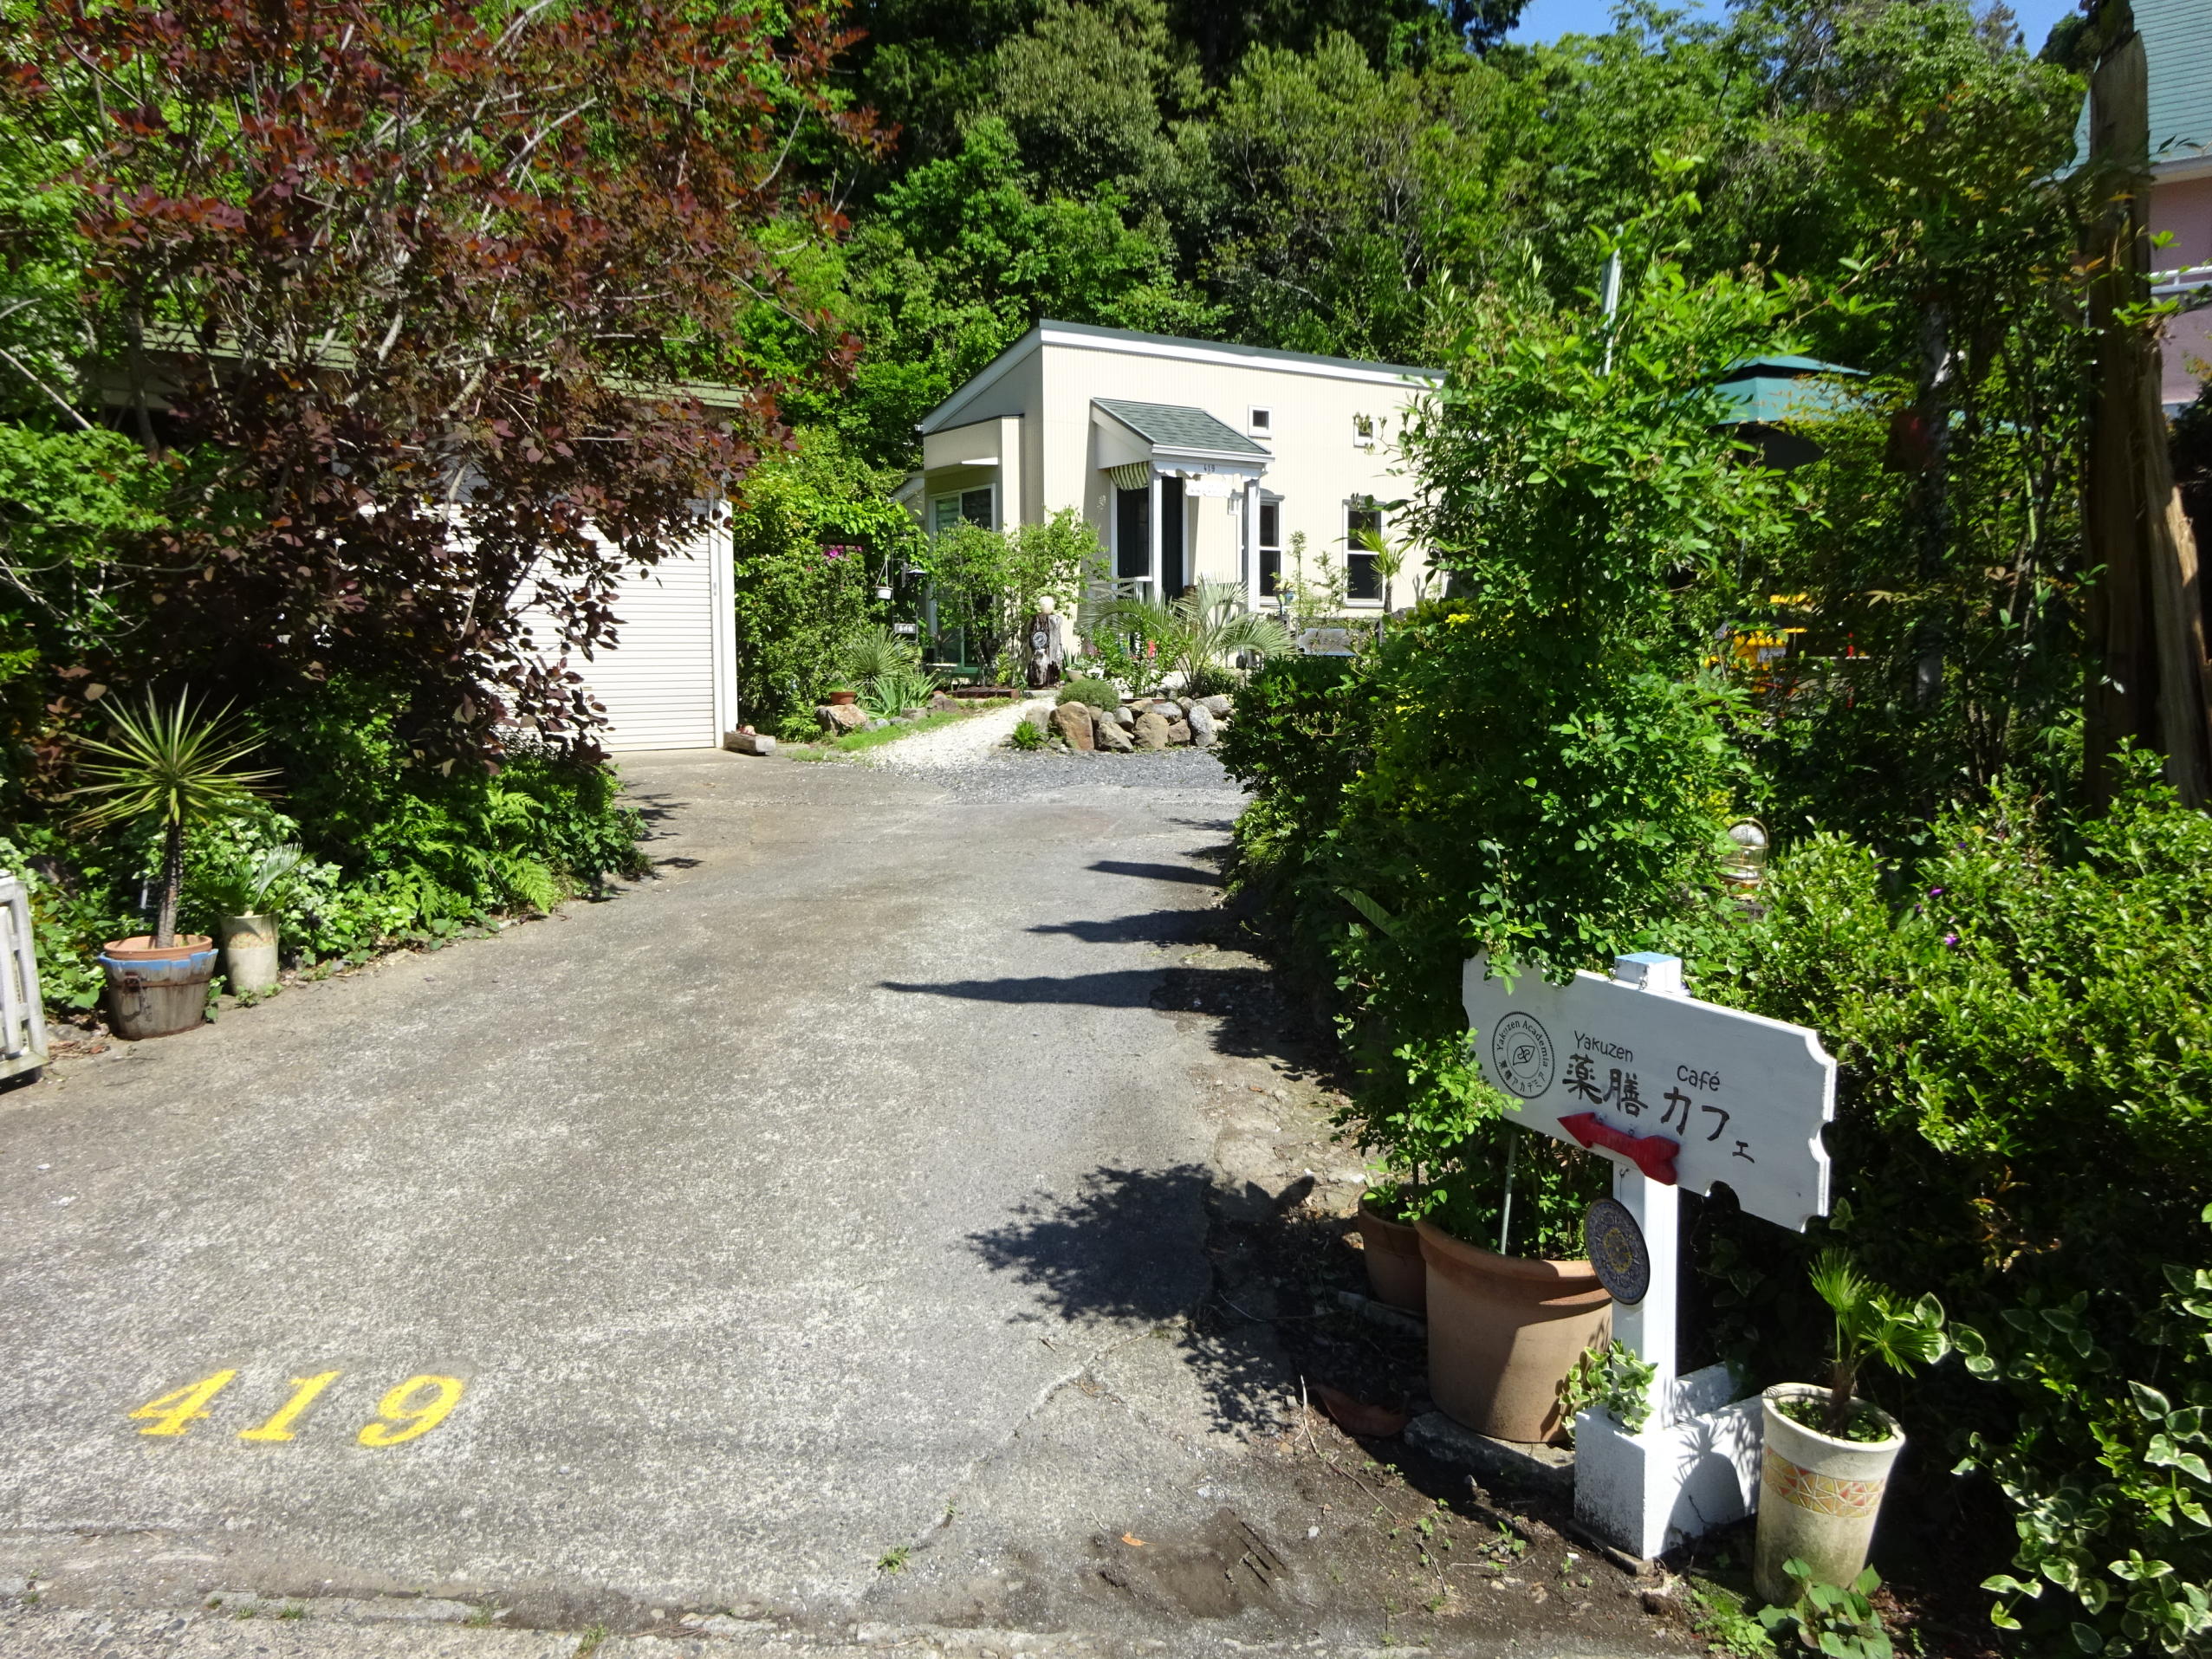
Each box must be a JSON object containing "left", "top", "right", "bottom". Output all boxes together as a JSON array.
[{"left": 127, "top": 1370, "right": 465, "bottom": 1446}]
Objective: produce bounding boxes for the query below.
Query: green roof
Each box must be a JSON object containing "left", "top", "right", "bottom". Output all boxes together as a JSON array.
[
  {"left": 2144, "top": 0, "right": 2212, "bottom": 164},
  {"left": 1093, "top": 399, "right": 1271, "bottom": 457},
  {"left": 1713, "top": 355, "right": 1867, "bottom": 426},
  {"left": 2069, "top": 0, "right": 2212, "bottom": 171}
]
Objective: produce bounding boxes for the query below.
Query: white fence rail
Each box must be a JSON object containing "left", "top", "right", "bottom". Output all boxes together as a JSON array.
[{"left": 0, "top": 872, "right": 48, "bottom": 1080}]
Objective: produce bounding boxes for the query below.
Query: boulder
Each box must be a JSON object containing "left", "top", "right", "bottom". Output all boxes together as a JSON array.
[
  {"left": 1184, "top": 703, "right": 1217, "bottom": 745},
  {"left": 815, "top": 703, "right": 868, "bottom": 736},
  {"left": 1165, "top": 718, "right": 1193, "bottom": 746},
  {"left": 929, "top": 691, "right": 963, "bottom": 714},
  {"left": 1094, "top": 716, "right": 1134, "bottom": 753},
  {"left": 1053, "top": 702, "right": 1096, "bottom": 751},
  {"left": 1200, "top": 695, "right": 1233, "bottom": 718},
  {"left": 723, "top": 729, "right": 777, "bottom": 756},
  {"left": 1112, "top": 705, "right": 1136, "bottom": 728},
  {"left": 1131, "top": 710, "right": 1172, "bottom": 750}
]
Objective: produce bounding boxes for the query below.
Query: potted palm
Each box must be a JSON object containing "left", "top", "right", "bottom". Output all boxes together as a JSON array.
[
  {"left": 73, "top": 691, "right": 277, "bottom": 1040},
  {"left": 209, "top": 844, "right": 307, "bottom": 997},
  {"left": 1755, "top": 1253, "right": 1948, "bottom": 1604}
]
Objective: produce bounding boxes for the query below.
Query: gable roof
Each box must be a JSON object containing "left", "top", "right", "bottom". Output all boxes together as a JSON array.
[{"left": 1093, "top": 399, "right": 1270, "bottom": 457}]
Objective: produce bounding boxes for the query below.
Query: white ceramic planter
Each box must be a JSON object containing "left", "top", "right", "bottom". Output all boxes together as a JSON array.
[
  {"left": 218, "top": 912, "right": 280, "bottom": 996},
  {"left": 1754, "top": 1383, "right": 1904, "bottom": 1604}
]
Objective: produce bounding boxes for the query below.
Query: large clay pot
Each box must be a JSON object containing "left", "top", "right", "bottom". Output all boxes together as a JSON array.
[
  {"left": 826, "top": 689, "right": 860, "bottom": 706},
  {"left": 1355, "top": 1196, "right": 1427, "bottom": 1315},
  {"left": 218, "top": 912, "right": 280, "bottom": 996},
  {"left": 1754, "top": 1384, "right": 1905, "bottom": 1604},
  {"left": 1416, "top": 1220, "right": 1611, "bottom": 1443},
  {"left": 99, "top": 935, "right": 216, "bottom": 1040}
]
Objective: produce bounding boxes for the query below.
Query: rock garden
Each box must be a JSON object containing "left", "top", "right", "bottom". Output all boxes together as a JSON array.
[{"left": 1010, "top": 676, "right": 1235, "bottom": 755}]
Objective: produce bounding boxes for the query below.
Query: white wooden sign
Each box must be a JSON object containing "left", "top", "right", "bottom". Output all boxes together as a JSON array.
[{"left": 1462, "top": 950, "right": 1836, "bottom": 1232}]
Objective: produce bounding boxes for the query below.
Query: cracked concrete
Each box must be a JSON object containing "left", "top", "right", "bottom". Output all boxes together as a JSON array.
[{"left": 0, "top": 747, "right": 1691, "bottom": 1658}]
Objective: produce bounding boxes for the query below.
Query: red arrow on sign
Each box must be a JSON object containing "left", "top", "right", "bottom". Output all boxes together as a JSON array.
[{"left": 1558, "top": 1111, "right": 1681, "bottom": 1185}]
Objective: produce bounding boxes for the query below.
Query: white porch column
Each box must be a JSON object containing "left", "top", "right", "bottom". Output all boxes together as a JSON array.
[
  {"left": 1242, "top": 482, "right": 1259, "bottom": 605},
  {"left": 1147, "top": 470, "right": 1163, "bottom": 597}
]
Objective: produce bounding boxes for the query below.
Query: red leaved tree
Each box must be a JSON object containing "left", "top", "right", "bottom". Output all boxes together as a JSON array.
[{"left": 3, "top": 0, "right": 879, "bottom": 762}]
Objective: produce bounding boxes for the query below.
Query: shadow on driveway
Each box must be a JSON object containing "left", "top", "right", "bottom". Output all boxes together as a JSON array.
[
  {"left": 966, "top": 1163, "right": 1294, "bottom": 1434},
  {"left": 1087, "top": 859, "right": 1220, "bottom": 887},
  {"left": 880, "top": 966, "right": 1262, "bottom": 1013}
]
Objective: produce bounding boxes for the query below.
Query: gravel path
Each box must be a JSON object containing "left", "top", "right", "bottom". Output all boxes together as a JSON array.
[{"left": 861, "top": 694, "right": 1051, "bottom": 769}]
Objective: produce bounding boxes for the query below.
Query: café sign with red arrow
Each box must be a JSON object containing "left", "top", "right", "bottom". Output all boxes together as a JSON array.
[{"left": 1463, "top": 950, "right": 1836, "bottom": 1232}]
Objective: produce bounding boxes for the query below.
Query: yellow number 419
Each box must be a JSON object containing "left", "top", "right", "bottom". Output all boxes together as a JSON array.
[{"left": 126, "top": 1369, "right": 467, "bottom": 1445}]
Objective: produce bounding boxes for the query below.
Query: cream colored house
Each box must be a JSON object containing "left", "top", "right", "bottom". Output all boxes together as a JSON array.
[{"left": 903, "top": 321, "right": 1437, "bottom": 611}]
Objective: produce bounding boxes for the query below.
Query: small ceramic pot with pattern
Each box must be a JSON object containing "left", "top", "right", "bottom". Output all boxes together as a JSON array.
[{"left": 1753, "top": 1382, "right": 1905, "bottom": 1605}]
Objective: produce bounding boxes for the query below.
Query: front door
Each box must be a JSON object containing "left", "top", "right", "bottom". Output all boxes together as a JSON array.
[{"left": 1160, "top": 477, "right": 1185, "bottom": 598}]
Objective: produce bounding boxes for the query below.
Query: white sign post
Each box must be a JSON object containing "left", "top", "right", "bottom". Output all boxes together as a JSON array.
[{"left": 1463, "top": 949, "right": 1838, "bottom": 1560}]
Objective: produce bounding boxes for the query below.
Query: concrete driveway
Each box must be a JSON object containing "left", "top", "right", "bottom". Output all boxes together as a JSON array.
[{"left": 0, "top": 745, "right": 1690, "bottom": 1658}]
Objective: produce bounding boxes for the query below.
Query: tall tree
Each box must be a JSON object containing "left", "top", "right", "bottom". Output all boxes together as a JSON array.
[{"left": 3, "top": 0, "right": 877, "bottom": 763}]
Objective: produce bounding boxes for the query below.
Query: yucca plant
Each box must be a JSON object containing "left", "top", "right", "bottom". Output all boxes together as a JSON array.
[
  {"left": 1099, "top": 580, "right": 1294, "bottom": 690},
  {"left": 69, "top": 691, "right": 278, "bottom": 948}
]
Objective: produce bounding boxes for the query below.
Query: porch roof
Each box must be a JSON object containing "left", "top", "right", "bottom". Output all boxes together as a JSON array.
[{"left": 1093, "top": 399, "right": 1270, "bottom": 459}]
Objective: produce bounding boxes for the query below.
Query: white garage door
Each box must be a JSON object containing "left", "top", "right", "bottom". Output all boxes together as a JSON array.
[{"left": 574, "top": 526, "right": 736, "bottom": 751}]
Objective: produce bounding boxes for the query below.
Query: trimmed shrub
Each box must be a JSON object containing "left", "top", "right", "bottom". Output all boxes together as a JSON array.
[{"left": 1055, "top": 676, "right": 1120, "bottom": 709}]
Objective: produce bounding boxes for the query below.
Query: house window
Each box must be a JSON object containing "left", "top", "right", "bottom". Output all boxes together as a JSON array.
[
  {"left": 1257, "top": 498, "right": 1283, "bottom": 597},
  {"left": 931, "top": 486, "right": 994, "bottom": 535},
  {"left": 1248, "top": 407, "right": 1273, "bottom": 437},
  {"left": 1346, "top": 500, "right": 1383, "bottom": 602},
  {"left": 1115, "top": 486, "right": 1151, "bottom": 580}
]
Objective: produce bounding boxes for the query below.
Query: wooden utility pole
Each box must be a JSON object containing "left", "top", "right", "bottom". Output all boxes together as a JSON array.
[{"left": 2082, "top": 0, "right": 2212, "bottom": 809}]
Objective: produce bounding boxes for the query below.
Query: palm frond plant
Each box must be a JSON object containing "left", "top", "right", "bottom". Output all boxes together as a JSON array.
[
  {"left": 206, "top": 843, "right": 308, "bottom": 920},
  {"left": 1804, "top": 1250, "right": 1949, "bottom": 1438},
  {"left": 1352, "top": 524, "right": 1417, "bottom": 629},
  {"left": 1100, "top": 580, "right": 1294, "bottom": 692},
  {"left": 68, "top": 690, "right": 278, "bottom": 948},
  {"left": 834, "top": 625, "right": 919, "bottom": 689},
  {"left": 860, "top": 663, "right": 942, "bottom": 718}
]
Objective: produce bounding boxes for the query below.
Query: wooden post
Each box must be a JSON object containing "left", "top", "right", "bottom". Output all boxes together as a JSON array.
[{"left": 2084, "top": 0, "right": 2212, "bottom": 807}]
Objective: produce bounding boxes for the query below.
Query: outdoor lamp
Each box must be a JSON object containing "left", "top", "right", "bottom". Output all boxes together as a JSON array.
[{"left": 1722, "top": 820, "right": 1768, "bottom": 892}]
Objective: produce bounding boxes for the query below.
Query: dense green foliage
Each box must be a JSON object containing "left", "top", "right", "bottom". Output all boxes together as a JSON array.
[
  {"left": 1700, "top": 763, "right": 2212, "bottom": 1654},
  {"left": 727, "top": 438, "right": 928, "bottom": 729}
]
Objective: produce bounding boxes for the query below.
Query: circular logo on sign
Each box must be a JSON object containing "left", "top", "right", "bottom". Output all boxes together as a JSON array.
[
  {"left": 1584, "top": 1197, "right": 1651, "bottom": 1306},
  {"left": 1489, "top": 1011, "right": 1554, "bottom": 1098}
]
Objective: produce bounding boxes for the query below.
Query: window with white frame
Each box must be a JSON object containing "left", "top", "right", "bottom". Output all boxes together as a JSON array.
[
  {"left": 1257, "top": 496, "right": 1284, "bottom": 598},
  {"left": 931, "top": 486, "right": 994, "bottom": 535},
  {"left": 1248, "top": 406, "right": 1274, "bottom": 437},
  {"left": 1346, "top": 498, "right": 1383, "bottom": 602}
]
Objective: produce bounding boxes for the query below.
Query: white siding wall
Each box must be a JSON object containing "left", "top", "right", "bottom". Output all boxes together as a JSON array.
[
  {"left": 1037, "top": 340, "right": 1429, "bottom": 604},
  {"left": 520, "top": 521, "right": 736, "bottom": 752}
]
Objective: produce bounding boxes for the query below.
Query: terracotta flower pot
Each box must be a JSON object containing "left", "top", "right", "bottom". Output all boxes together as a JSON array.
[
  {"left": 826, "top": 690, "right": 859, "bottom": 706},
  {"left": 1754, "top": 1384, "right": 1905, "bottom": 1604},
  {"left": 1416, "top": 1219, "right": 1611, "bottom": 1444},
  {"left": 99, "top": 935, "right": 216, "bottom": 1041},
  {"left": 1355, "top": 1196, "right": 1427, "bottom": 1315}
]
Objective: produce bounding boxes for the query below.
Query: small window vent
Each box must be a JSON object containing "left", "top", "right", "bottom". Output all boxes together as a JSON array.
[{"left": 1248, "top": 407, "right": 1273, "bottom": 437}]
